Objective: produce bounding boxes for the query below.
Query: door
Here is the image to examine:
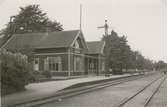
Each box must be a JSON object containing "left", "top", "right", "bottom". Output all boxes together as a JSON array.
[{"left": 34, "top": 58, "right": 39, "bottom": 71}]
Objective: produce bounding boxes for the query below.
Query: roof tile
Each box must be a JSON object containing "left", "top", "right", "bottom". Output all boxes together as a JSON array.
[
  {"left": 3, "top": 30, "right": 80, "bottom": 50},
  {"left": 86, "top": 41, "right": 105, "bottom": 54}
]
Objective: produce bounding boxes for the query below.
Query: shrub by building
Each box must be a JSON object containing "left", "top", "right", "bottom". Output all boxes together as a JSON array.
[{"left": 0, "top": 49, "right": 33, "bottom": 95}]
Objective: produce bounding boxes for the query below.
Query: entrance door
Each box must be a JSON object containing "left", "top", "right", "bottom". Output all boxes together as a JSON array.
[
  {"left": 88, "top": 59, "right": 97, "bottom": 75},
  {"left": 34, "top": 58, "right": 39, "bottom": 71}
]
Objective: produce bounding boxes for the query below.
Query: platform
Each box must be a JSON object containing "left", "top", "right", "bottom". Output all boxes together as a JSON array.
[{"left": 2, "top": 74, "right": 132, "bottom": 107}]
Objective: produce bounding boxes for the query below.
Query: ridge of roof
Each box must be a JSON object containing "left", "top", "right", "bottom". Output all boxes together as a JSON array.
[
  {"left": 13, "top": 29, "right": 80, "bottom": 37},
  {"left": 86, "top": 41, "right": 104, "bottom": 43}
]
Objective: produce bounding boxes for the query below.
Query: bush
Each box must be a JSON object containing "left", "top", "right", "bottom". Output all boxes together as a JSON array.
[
  {"left": 112, "top": 68, "right": 123, "bottom": 75},
  {"left": 0, "top": 49, "right": 34, "bottom": 95},
  {"left": 41, "top": 71, "right": 52, "bottom": 78},
  {"left": 29, "top": 71, "right": 51, "bottom": 83}
]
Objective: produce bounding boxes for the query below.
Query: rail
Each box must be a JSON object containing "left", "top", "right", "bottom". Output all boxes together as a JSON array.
[{"left": 115, "top": 74, "right": 167, "bottom": 107}]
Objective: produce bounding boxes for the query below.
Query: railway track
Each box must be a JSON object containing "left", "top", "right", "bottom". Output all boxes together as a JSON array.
[
  {"left": 8, "top": 73, "right": 160, "bottom": 107},
  {"left": 115, "top": 74, "right": 167, "bottom": 107}
]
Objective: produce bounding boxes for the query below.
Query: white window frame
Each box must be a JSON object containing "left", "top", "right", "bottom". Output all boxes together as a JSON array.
[{"left": 48, "top": 57, "right": 62, "bottom": 72}]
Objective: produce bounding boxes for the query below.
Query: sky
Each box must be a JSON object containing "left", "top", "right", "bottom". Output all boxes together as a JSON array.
[{"left": 0, "top": 0, "right": 167, "bottom": 62}]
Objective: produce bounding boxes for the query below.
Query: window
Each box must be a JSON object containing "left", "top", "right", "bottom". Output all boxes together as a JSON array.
[
  {"left": 89, "top": 63, "right": 94, "bottom": 69},
  {"left": 102, "top": 62, "right": 105, "bottom": 71},
  {"left": 74, "top": 56, "right": 83, "bottom": 72},
  {"left": 56, "top": 63, "right": 59, "bottom": 71},
  {"left": 76, "top": 57, "right": 80, "bottom": 71},
  {"left": 47, "top": 57, "right": 62, "bottom": 71}
]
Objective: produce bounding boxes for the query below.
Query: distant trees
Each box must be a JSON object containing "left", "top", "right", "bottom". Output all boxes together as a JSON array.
[
  {"left": 0, "top": 4, "right": 63, "bottom": 46},
  {"left": 103, "top": 30, "right": 156, "bottom": 74},
  {"left": 154, "top": 60, "right": 167, "bottom": 70}
]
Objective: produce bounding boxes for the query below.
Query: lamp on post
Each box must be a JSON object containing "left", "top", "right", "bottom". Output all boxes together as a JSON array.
[
  {"left": 10, "top": 16, "right": 15, "bottom": 22},
  {"left": 9, "top": 16, "right": 16, "bottom": 36}
]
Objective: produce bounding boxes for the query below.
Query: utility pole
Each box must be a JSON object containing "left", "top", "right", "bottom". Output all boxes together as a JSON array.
[
  {"left": 97, "top": 20, "right": 109, "bottom": 36},
  {"left": 80, "top": 4, "right": 82, "bottom": 31}
]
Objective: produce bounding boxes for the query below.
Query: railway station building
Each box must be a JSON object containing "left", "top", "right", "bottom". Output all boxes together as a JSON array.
[{"left": 2, "top": 30, "right": 106, "bottom": 76}]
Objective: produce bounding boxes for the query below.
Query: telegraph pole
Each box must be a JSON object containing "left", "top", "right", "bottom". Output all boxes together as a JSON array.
[{"left": 97, "top": 20, "right": 110, "bottom": 75}]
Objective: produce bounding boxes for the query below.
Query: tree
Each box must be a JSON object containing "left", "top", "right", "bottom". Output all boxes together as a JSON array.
[
  {"left": 0, "top": 49, "right": 34, "bottom": 95},
  {"left": 103, "top": 30, "right": 132, "bottom": 74},
  {"left": 102, "top": 30, "right": 156, "bottom": 74},
  {"left": 135, "top": 51, "right": 145, "bottom": 70},
  {"left": 143, "top": 58, "right": 154, "bottom": 70},
  {"left": 154, "top": 60, "right": 167, "bottom": 70},
  {"left": 1, "top": 4, "right": 63, "bottom": 37}
]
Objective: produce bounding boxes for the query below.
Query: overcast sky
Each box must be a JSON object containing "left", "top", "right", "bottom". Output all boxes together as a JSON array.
[{"left": 0, "top": 0, "right": 167, "bottom": 62}]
